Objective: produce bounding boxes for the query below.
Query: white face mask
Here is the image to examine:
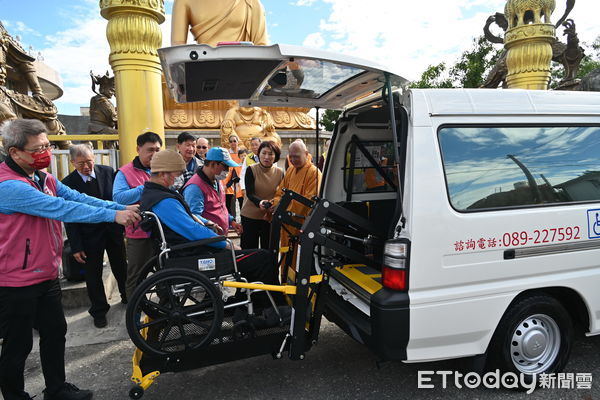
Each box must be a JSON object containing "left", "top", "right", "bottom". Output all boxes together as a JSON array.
[{"left": 215, "top": 170, "right": 228, "bottom": 180}]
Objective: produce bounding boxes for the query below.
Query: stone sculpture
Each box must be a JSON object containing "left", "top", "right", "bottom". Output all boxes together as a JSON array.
[
  {"left": 89, "top": 71, "right": 117, "bottom": 135},
  {"left": 0, "top": 21, "right": 65, "bottom": 136}
]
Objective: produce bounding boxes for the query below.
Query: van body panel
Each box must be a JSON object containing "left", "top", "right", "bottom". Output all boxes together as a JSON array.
[{"left": 396, "top": 90, "right": 600, "bottom": 361}]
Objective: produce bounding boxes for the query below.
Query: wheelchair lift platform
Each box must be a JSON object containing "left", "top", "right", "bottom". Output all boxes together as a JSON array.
[{"left": 126, "top": 189, "right": 384, "bottom": 399}]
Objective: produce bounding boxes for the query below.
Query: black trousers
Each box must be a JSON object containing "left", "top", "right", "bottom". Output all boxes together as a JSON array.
[
  {"left": 0, "top": 279, "right": 67, "bottom": 399},
  {"left": 234, "top": 248, "right": 281, "bottom": 307},
  {"left": 82, "top": 233, "right": 128, "bottom": 319},
  {"left": 240, "top": 216, "right": 271, "bottom": 250},
  {"left": 226, "top": 195, "right": 244, "bottom": 219}
]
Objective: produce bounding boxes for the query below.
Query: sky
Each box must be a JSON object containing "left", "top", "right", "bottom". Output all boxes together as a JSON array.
[{"left": 1, "top": 0, "right": 599, "bottom": 116}]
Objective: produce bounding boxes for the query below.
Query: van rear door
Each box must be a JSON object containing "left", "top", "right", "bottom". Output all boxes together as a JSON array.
[{"left": 159, "top": 43, "right": 406, "bottom": 109}]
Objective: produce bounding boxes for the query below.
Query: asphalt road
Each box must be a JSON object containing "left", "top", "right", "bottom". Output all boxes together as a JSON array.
[{"left": 18, "top": 303, "right": 600, "bottom": 400}]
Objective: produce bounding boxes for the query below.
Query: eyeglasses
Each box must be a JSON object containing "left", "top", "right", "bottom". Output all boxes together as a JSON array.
[
  {"left": 220, "top": 162, "right": 230, "bottom": 171},
  {"left": 196, "top": 145, "right": 208, "bottom": 149},
  {"left": 74, "top": 160, "right": 94, "bottom": 167},
  {"left": 229, "top": 139, "right": 238, "bottom": 143},
  {"left": 22, "top": 144, "right": 56, "bottom": 154}
]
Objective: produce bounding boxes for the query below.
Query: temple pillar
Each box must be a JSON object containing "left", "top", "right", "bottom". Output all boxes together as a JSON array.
[
  {"left": 505, "top": 24, "right": 555, "bottom": 90},
  {"left": 503, "top": 0, "right": 555, "bottom": 90},
  {"left": 100, "top": 0, "right": 166, "bottom": 165}
]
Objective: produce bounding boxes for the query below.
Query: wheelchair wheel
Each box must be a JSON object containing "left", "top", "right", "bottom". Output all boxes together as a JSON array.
[{"left": 126, "top": 268, "right": 224, "bottom": 357}]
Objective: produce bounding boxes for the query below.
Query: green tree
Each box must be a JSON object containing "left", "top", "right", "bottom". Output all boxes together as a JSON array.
[
  {"left": 410, "top": 63, "right": 454, "bottom": 88},
  {"left": 320, "top": 109, "right": 341, "bottom": 132},
  {"left": 449, "top": 36, "right": 502, "bottom": 88},
  {"left": 577, "top": 35, "right": 600, "bottom": 78},
  {"left": 410, "top": 36, "right": 502, "bottom": 88}
]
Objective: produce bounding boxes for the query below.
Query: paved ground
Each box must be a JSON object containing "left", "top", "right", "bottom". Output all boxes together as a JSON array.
[{"left": 15, "top": 296, "right": 600, "bottom": 400}]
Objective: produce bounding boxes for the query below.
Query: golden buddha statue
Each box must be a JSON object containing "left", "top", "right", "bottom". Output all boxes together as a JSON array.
[
  {"left": 171, "top": 0, "right": 268, "bottom": 46},
  {"left": 221, "top": 105, "right": 282, "bottom": 149},
  {"left": 166, "top": 0, "right": 313, "bottom": 143}
]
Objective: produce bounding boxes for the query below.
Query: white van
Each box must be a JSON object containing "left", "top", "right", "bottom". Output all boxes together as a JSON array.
[{"left": 160, "top": 43, "right": 600, "bottom": 379}]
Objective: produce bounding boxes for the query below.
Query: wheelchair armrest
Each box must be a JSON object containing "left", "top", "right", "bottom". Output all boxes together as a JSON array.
[{"left": 168, "top": 236, "right": 227, "bottom": 252}]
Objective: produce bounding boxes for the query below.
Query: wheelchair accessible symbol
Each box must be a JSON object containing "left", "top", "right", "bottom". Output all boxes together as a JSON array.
[{"left": 587, "top": 209, "right": 600, "bottom": 239}]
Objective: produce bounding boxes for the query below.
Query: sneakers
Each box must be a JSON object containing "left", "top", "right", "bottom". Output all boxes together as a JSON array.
[
  {"left": 43, "top": 383, "right": 92, "bottom": 400},
  {"left": 93, "top": 316, "right": 107, "bottom": 328}
]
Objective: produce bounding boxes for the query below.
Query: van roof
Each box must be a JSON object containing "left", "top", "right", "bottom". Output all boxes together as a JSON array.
[{"left": 408, "top": 88, "right": 600, "bottom": 116}]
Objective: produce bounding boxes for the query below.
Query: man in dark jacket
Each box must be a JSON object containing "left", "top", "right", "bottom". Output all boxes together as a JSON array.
[{"left": 62, "top": 144, "right": 131, "bottom": 328}]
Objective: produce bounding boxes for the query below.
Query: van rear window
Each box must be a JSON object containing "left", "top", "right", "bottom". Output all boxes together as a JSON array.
[
  {"left": 439, "top": 125, "right": 600, "bottom": 211},
  {"left": 343, "top": 140, "right": 398, "bottom": 194}
]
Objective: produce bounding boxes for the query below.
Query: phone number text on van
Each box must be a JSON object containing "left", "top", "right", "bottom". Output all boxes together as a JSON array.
[{"left": 454, "top": 226, "right": 582, "bottom": 252}]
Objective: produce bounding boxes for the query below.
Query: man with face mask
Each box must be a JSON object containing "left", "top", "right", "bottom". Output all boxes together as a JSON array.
[
  {"left": 181, "top": 147, "right": 242, "bottom": 236},
  {"left": 140, "top": 150, "right": 228, "bottom": 248},
  {"left": 139, "top": 151, "right": 278, "bottom": 289},
  {"left": 0, "top": 119, "right": 140, "bottom": 400}
]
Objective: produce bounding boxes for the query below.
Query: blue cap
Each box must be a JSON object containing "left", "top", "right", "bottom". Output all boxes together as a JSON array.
[{"left": 205, "top": 147, "right": 240, "bottom": 167}]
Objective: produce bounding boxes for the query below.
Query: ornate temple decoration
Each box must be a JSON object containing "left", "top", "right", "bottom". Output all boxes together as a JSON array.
[
  {"left": 89, "top": 71, "right": 118, "bottom": 135},
  {"left": 482, "top": 0, "right": 586, "bottom": 90},
  {"left": 503, "top": 0, "right": 556, "bottom": 89},
  {"left": 0, "top": 21, "right": 66, "bottom": 138}
]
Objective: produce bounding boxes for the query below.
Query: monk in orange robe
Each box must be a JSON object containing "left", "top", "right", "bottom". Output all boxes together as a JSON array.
[{"left": 271, "top": 140, "right": 321, "bottom": 279}]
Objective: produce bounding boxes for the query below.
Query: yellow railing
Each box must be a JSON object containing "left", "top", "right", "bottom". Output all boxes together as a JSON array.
[{"left": 47, "top": 134, "right": 119, "bottom": 150}]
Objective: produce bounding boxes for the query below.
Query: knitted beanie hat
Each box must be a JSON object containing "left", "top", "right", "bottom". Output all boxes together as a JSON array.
[{"left": 150, "top": 150, "right": 186, "bottom": 173}]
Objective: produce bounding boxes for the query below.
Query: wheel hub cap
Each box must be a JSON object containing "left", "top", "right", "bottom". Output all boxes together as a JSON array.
[{"left": 510, "top": 313, "right": 560, "bottom": 374}]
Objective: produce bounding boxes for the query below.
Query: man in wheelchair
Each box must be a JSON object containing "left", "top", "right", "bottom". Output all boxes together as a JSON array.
[{"left": 138, "top": 150, "right": 280, "bottom": 306}]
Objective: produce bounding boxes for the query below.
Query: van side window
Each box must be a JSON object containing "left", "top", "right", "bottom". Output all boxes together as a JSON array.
[
  {"left": 343, "top": 140, "right": 398, "bottom": 194},
  {"left": 439, "top": 126, "right": 600, "bottom": 211}
]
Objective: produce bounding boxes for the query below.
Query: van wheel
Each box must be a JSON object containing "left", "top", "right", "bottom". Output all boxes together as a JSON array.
[{"left": 487, "top": 295, "right": 573, "bottom": 377}]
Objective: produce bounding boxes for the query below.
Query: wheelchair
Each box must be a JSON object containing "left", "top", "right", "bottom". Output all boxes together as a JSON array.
[
  {"left": 126, "top": 189, "right": 384, "bottom": 399},
  {"left": 125, "top": 210, "right": 295, "bottom": 398}
]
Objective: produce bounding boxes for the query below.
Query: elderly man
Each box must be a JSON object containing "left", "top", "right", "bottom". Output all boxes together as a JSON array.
[
  {"left": 182, "top": 147, "right": 242, "bottom": 236},
  {"left": 195, "top": 137, "right": 210, "bottom": 164},
  {"left": 62, "top": 144, "right": 130, "bottom": 328},
  {"left": 112, "top": 131, "right": 161, "bottom": 299},
  {"left": 140, "top": 150, "right": 277, "bottom": 288},
  {"left": 0, "top": 119, "right": 139, "bottom": 400},
  {"left": 271, "top": 140, "right": 321, "bottom": 276},
  {"left": 173, "top": 131, "right": 200, "bottom": 191}
]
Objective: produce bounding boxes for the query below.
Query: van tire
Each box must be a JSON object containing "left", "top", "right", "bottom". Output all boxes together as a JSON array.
[{"left": 487, "top": 295, "right": 573, "bottom": 379}]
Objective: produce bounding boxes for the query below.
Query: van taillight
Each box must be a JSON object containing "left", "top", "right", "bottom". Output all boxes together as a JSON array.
[{"left": 382, "top": 238, "right": 410, "bottom": 291}]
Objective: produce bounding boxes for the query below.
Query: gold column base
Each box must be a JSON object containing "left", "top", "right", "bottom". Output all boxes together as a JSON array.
[{"left": 504, "top": 24, "right": 555, "bottom": 90}]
